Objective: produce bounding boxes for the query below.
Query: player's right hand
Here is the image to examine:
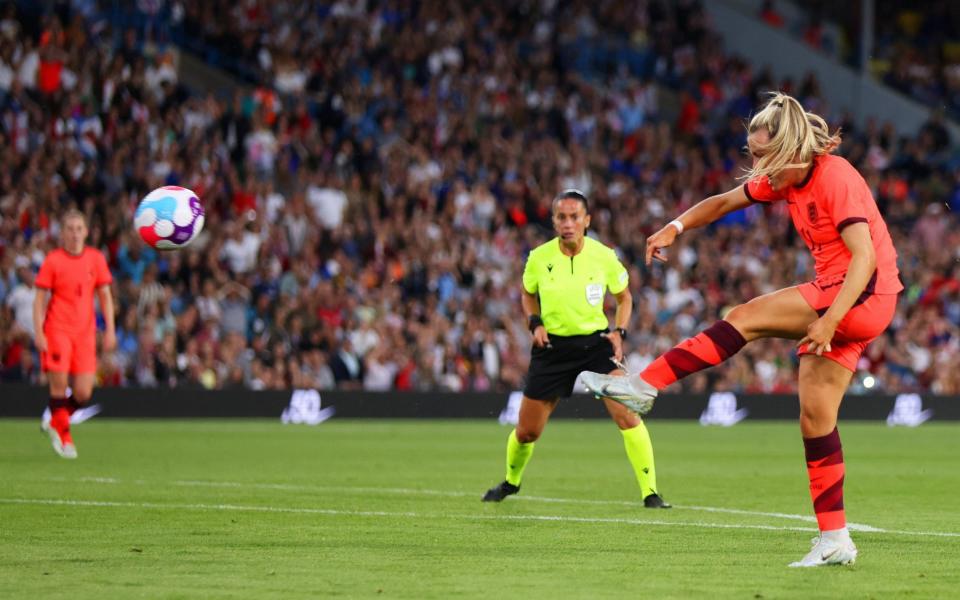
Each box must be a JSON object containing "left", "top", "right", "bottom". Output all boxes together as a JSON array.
[
  {"left": 645, "top": 224, "right": 680, "bottom": 265},
  {"left": 532, "top": 326, "right": 551, "bottom": 348},
  {"left": 35, "top": 332, "right": 47, "bottom": 353},
  {"left": 102, "top": 329, "right": 117, "bottom": 352}
]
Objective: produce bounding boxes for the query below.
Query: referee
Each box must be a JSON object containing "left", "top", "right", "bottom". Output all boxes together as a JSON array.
[{"left": 482, "top": 189, "right": 669, "bottom": 508}]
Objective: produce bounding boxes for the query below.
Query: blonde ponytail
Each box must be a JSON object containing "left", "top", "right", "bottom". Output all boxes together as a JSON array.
[{"left": 745, "top": 92, "right": 841, "bottom": 180}]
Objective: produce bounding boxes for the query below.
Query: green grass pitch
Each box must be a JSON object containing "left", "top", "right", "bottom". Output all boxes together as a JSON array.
[{"left": 1, "top": 418, "right": 958, "bottom": 599}]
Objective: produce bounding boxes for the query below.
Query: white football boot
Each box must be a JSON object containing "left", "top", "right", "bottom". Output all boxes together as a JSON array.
[
  {"left": 580, "top": 371, "right": 658, "bottom": 414},
  {"left": 41, "top": 420, "right": 78, "bottom": 459},
  {"left": 788, "top": 531, "right": 858, "bottom": 567}
]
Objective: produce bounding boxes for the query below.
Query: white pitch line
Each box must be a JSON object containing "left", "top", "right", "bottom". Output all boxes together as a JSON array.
[
  {"left": 675, "top": 505, "right": 886, "bottom": 533},
  {"left": 39, "top": 477, "right": 960, "bottom": 538},
  {"left": 0, "top": 498, "right": 417, "bottom": 518},
  {"left": 4, "top": 497, "right": 960, "bottom": 538},
  {"left": 0, "top": 497, "right": 818, "bottom": 534},
  {"left": 56, "top": 476, "right": 876, "bottom": 530}
]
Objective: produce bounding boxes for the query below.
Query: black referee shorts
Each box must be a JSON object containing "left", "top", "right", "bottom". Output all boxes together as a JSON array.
[{"left": 523, "top": 330, "right": 617, "bottom": 400}]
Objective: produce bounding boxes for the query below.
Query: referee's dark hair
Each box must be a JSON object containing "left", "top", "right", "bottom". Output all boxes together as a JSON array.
[{"left": 553, "top": 189, "right": 589, "bottom": 212}]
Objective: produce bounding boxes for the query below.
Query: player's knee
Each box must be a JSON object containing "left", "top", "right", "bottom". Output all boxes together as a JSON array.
[
  {"left": 723, "top": 304, "right": 755, "bottom": 334},
  {"left": 48, "top": 380, "right": 69, "bottom": 397},
  {"left": 72, "top": 388, "right": 93, "bottom": 403},
  {"left": 799, "top": 413, "right": 836, "bottom": 437},
  {"left": 611, "top": 411, "right": 640, "bottom": 430},
  {"left": 515, "top": 427, "right": 541, "bottom": 444},
  {"left": 798, "top": 401, "right": 836, "bottom": 433},
  {"left": 798, "top": 404, "right": 821, "bottom": 424}
]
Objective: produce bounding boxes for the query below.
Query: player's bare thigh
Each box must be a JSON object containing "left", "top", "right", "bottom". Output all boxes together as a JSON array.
[{"left": 724, "top": 286, "right": 819, "bottom": 342}]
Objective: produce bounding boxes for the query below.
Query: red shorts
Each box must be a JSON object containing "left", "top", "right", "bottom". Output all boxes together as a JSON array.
[
  {"left": 797, "top": 282, "right": 898, "bottom": 372},
  {"left": 41, "top": 328, "right": 97, "bottom": 375}
]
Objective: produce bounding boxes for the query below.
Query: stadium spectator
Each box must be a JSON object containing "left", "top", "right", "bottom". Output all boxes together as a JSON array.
[
  {"left": 5, "top": 260, "right": 36, "bottom": 336},
  {"left": 785, "top": 2, "right": 960, "bottom": 119},
  {"left": 759, "top": 1, "right": 785, "bottom": 29}
]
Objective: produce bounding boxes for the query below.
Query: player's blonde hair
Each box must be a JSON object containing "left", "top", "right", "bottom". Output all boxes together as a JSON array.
[
  {"left": 745, "top": 92, "right": 841, "bottom": 180},
  {"left": 61, "top": 208, "right": 87, "bottom": 226}
]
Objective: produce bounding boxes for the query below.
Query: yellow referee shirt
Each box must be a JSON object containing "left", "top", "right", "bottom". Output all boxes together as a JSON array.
[{"left": 522, "top": 236, "right": 629, "bottom": 336}]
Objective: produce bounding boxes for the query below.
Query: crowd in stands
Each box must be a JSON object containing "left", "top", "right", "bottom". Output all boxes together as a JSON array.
[
  {"left": 756, "top": 0, "right": 845, "bottom": 60},
  {"left": 762, "top": 0, "right": 960, "bottom": 121},
  {"left": 2, "top": 1, "right": 960, "bottom": 396},
  {"left": 870, "top": 1, "right": 959, "bottom": 121}
]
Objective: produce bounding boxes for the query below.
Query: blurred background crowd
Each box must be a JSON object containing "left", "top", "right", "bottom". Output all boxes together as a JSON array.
[
  {"left": 1, "top": 0, "right": 959, "bottom": 395},
  {"left": 759, "top": 0, "right": 960, "bottom": 121}
]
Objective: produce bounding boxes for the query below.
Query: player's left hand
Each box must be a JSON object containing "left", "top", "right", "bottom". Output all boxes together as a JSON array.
[
  {"left": 603, "top": 331, "right": 624, "bottom": 363},
  {"left": 797, "top": 316, "right": 838, "bottom": 356},
  {"left": 645, "top": 224, "right": 680, "bottom": 265},
  {"left": 102, "top": 329, "right": 117, "bottom": 352}
]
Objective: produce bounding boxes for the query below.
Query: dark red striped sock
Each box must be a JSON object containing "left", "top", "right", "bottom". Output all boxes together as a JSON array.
[
  {"left": 640, "top": 320, "right": 747, "bottom": 390},
  {"left": 803, "top": 427, "right": 846, "bottom": 531},
  {"left": 49, "top": 396, "right": 71, "bottom": 436}
]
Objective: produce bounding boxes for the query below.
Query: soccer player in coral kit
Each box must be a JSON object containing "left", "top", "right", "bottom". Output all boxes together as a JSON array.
[
  {"left": 583, "top": 93, "right": 901, "bottom": 567},
  {"left": 34, "top": 209, "right": 115, "bottom": 459}
]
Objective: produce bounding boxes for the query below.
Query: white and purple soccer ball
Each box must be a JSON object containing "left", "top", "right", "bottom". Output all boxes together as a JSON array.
[{"left": 134, "top": 186, "right": 205, "bottom": 250}]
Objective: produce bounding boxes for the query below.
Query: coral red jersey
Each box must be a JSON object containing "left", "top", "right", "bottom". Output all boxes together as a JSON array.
[
  {"left": 35, "top": 247, "right": 113, "bottom": 335},
  {"left": 744, "top": 154, "right": 902, "bottom": 295}
]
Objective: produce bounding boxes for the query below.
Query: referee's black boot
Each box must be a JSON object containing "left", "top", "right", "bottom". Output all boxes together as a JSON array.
[
  {"left": 643, "top": 493, "right": 672, "bottom": 509},
  {"left": 482, "top": 481, "right": 520, "bottom": 502}
]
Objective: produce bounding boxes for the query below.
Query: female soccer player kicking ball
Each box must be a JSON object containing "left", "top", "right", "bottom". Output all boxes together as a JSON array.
[
  {"left": 34, "top": 210, "right": 115, "bottom": 458},
  {"left": 582, "top": 93, "right": 901, "bottom": 567}
]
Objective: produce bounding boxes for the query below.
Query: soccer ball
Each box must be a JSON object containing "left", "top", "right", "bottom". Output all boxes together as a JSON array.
[{"left": 134, "top": 186, "right": 205, "bottom": 250}]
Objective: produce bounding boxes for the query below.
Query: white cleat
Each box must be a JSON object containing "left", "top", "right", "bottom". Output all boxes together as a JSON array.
[
  {"left": 70, "top": 403, "right": 102, "bottom": 424},
  {"left": 580, "top": 372, "right": 658, "bottom": 414},
  {"left": 41, "top": 421, "right": 78, "bottom": 459},
  {"left": 788, "top": 535, "right": 858, "bottom": 567},
  {"left": 60, "top": 443, "right": 78, "bottom": 459},
  {"left": 40, "top": 420, "right": 77, "bottom": 458}
]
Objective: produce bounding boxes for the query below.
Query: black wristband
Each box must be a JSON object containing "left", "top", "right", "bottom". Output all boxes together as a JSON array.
[
  {"left": 615, "top": 327, "right": 628, "bottom": 340},
  {"left": 528, "top": 314, "right": 544, "bottom": 333}
]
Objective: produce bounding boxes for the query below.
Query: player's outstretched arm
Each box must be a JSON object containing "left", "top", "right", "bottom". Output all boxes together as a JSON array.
[{"left": 646, "top": 186, "right": 751, "bottom": 265}]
